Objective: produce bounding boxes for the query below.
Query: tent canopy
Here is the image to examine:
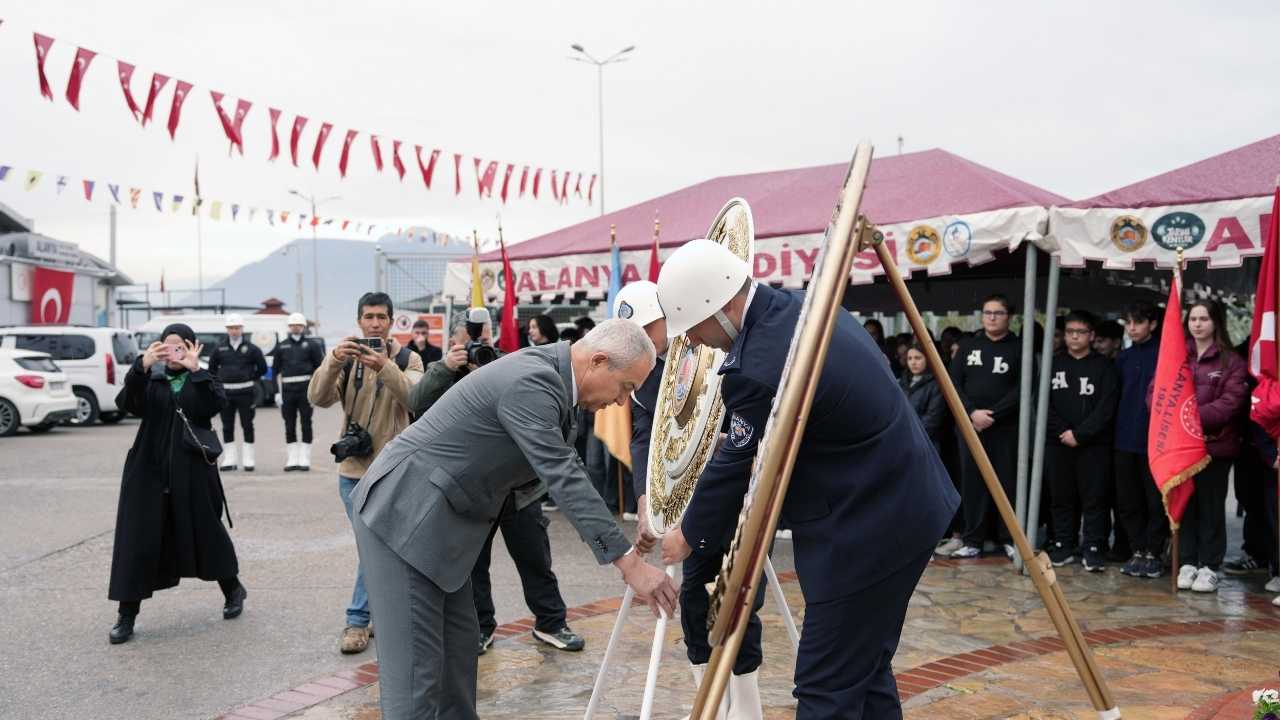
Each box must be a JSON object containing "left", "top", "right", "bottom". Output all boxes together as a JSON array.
[{"left": 482, "top": 148, "right": 1068, "bottom": 262}]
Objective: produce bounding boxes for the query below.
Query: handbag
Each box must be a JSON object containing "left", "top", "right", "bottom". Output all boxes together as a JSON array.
[{"left": 176, "top": 406, "right": 222, "bottom": 465}]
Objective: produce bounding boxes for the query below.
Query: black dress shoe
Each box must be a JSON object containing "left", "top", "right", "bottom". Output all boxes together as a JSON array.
[
  {"left": 109, "top": 615, "right": 135, "bottom": 644},
  {"left": 223, "top": 584, "right": 247, "bottom": 619}
]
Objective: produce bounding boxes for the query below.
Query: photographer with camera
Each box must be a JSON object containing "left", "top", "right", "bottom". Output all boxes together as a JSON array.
[
  {"left": 308, "top": 292, "right": 423, "bottom": 655},
  {"left": 408, "top": 309, "right": 584, "bottom": 654}
]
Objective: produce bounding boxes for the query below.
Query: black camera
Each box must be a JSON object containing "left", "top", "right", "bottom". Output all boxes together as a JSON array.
[
  {"left": 465, "top": 308, "right": 497, "bottom": 367},
  {"left": 331, "top": 421, "right": 373, "bottom": 461}
]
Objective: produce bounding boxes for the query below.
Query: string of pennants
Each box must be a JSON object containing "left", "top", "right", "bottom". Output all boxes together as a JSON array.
[
  {"left": 10, "top": 20, "right": 596, "bottom": 207},
  {"left": 0, "top": 162, "right": 484, "bottom": 246}
]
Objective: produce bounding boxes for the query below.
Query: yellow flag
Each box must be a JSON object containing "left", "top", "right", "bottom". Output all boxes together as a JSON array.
[
  {"left": 594, "top": 400, "right": 633, "bottom": 470},
  {"left": 24, "top": 170, "right": 43, "bottom": 191},
  {"left": 469, "top": 254, "right": 485, "bottom": 308},
  {"left": 210, "top": 200, "right": 223, "bottom": 220}
]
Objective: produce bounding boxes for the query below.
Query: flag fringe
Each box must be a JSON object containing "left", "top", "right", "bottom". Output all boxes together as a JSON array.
[{"left": 1160, "top": 453, "right": 1210, "bottom": 530}]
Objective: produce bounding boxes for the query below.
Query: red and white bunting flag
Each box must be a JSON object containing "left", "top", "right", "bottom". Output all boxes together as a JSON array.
[
  {"left": 82, "top": 179, "right": 95, "bottom": 201},
  {"left": 231, "top": 99, "right": 252, "bottom": 154},
  {"left": 500, "top": 163, "right": 514, "bottom": 204},
  {"left": 128, "top": 187, "right": 141, "bottom": 209},
  {"left": 312, "top": 122, "right": 333, "bottom": 170},
  {"left": 338, "top": 130, "right": 358, "bottom": 178},
  {"left": 32, "top": 33, "right": 55, "bottom": 100},
  {"left": 209, "top": 91, "right": 242, "bottom": 150},
  {"left": 559, "top": 170, "right": 570, "bottom": 205},
  {"left": 518, "top": 166, "right": 530, "bottom": 197},
  {"left": 550, "top": 170, "right": 560, "bottom": 202},
  {"left": 166, "top": 80, "right": 193, "bottom": 140},
  {"left": 341, "top": 220, "right": 350, "bottom": 230},
  {"left": 532, "top": 167, "right": 542, "bottom": 198},
  {"left": 141, "top": 72, "right": 169, "bottom": 126},
  {"left": 117, "top": 61, "right": 142, "bottom": 120},
  {"left": 415, "top": 145, "right": 440, "bottom": 189},
  {"left": 1248, "top": 187, "right": 1280, "bottom": 438},
  {"left": 588, "top": 174, "right": 598, "bottom": 204},
  {"left": 290, "top": 115, "right": 308, "bottom": 166},
  {"left": 267, "top": 108, "right": 282, "bottom": 161},
  {"left": 573, "top": 172, "right": 583, "bottom": 198},
  {"left": 474, "top": 159, "right": 498, "bottom": 198},
  {"left": 453, "top": 153, "right": 463, "bottom": 195},
  {"left": 64, "top": 47, "right": 97, "bottom": 110},
  {"left": 370, "top": 135, "right": 384, "bottom": 172},
  {"left": 392, "top": 140, "right": 406, "bottom": 180}
]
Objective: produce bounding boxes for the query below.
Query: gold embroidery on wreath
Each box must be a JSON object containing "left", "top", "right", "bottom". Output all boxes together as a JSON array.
[{"left": 648, "top": 336, "right": 723, "bottom": 527}]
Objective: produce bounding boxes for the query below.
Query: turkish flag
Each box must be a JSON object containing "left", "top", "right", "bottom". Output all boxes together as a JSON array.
[
  {"left": 65, "top": 47, "right": 97, "bottom": 110},
  {"left": 498, "top": 239, "right": 520, "bottom": 353},
  {"left": 371, "top": 135, "right": 384, "bottom": 172},
  {"left": 32, "top": 33, "right": 55, "bottom": 101},
  {"left": 29, "top": 267, "right": 75, "bottom": 325},
  {"left": 290, "top": 115, "right": 308, "bottom": 166},
  {"left": 117, "top": 61, "right": 142, "bottom": 120},
  {"left": 230, "top": 99, "right": 252, "bottom": 154},
  {"left": 392, "top": 140, "right": 406, "bottom": 180},
  {"left": 415, "top": 145, "right": 440, "bottom": 189},
  {"left": 500, "top": 163, "right": 514, "bottom": 203},
  {"left": 141, "top": 72, "right": 169, "bottom": 126},
  {"left": 518, "top": 166, "right": 530, "bottom": 197},
  {"left": 210, "top": 91, "right": 242, "bottom": 149},
  {"left": 268, "top": 108, "right": 282, "bottom": 161},
  {"left": 453, "top": 153, "right": 462, "bottom": 195},
  {"left": 1148, "top": 275, "right": 1210, "bottom": 527},
  {"left": 339, "top": 130, "right": 358, "bottom": 178},
  {"left": 588, "top": 174, "right": 598, "bottom": 204},
  {"left": 166, "top": 80, "right": 193, "bottom": 140},
  {"left": 1249, "top": 187, "right": 1280, "bottom": 438},
  {"left": 312, "top": 122, "right": 333, "bottom": 170}
]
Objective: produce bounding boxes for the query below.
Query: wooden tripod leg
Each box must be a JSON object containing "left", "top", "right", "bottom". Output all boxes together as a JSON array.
[
  {"left": 584, "top": 585, "right": 636, "bottom": 720},
  {"left": 1171, "top": 528, "right": 1180, "bottom": 595},
  {"left": 871, "top": 239, "right": 1121, "bottom": 717},
  {"left": 639, "top": 566, "right": 679, "bottom": 720},
  {"left": 764, "top": 557, "right": 800, "bottom": 651}
]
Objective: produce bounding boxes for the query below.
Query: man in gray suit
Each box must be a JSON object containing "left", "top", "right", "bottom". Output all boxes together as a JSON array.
[{"left": 351, "top": 319, "right": 679, "bottom": 720}]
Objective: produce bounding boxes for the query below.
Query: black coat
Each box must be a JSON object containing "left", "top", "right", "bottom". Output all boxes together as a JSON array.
[
  {"left": 901, "top": 372, "right": 946, "bottom": 447},
  {"left": 108, "top": 359, "right": 239, "bottom": 602}
]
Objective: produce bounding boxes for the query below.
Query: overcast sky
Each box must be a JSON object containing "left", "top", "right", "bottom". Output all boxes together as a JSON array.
[{"left": 1, "top": 1, "right": 1277, "bottom": 292}]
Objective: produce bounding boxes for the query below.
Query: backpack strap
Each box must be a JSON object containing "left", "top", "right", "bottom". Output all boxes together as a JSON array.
[{"left": 395, "top": 346, "right": 412, "bottom": 371}]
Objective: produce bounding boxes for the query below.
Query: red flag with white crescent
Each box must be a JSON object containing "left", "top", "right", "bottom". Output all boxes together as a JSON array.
[
  {"left": 1148, "top": 272, "right": 1209, "bottom": 527},
  {"left": 231, "top": 99, "right": 252, "bottom": 154},
  {"left": 392, "top": 140, "right": 406, "bottom": 180},
  {"left": 559, "top": 170, "right": 570, "bottom": 205},
  {"left": 1248, "top": 187, "right": 1280, "bottom": 438},
  {"left": 312, "top": 122, "right": 333, "bottom": 170},
  {"left": 290, "top": 115, "right": 308, "bottom": 166},
  {"left": 338, "top": 130, "right": 358, "bottom": 178},
  {"left": 209, "top": 91, "right": 242, "bottom": 149},
  {"left": 65, "top": 47, "right": 97, "bottom": 110},
  {"left": 30, "top": 267, "right": 75, "bottom": 324},
  {"left": 32, "top": 33, "right": 55, "bottom": 100},
  {"left": 166, "top": 80, "right": 193, "bottom": 140},
  {"left": 141, "top": 72, "right": 169, "bottom": 126},
  {"left": 268, "top": 108, "right": 282, "bottom": 161},
  {"left": 415, "top": 145, "right": 440, "bottom": 189},
  {"left": 550, "top": 170, "right": 560, "bottom": 202},
  {"left": 370, "top": 135, "right": 384, "bottom": 172},
  {"left": 532, "top": 168, "right": 542, "bottom": 198},
  {"left": 519, "top": 166, "right": 530, "bottom": 197},
  {"left": 588, "top": 174, "right": 598, "bottom": 204},
  {"left": 573, "top": 172, "right": 582, "bottom": 198},
  {"left": 454, "top": 153, "right": 463, "bottom": 195},
  {"left": 500, "top": 163, "right": 514, "bottom": 203},
  {"left": 117, "top": 61, "right": 142, "bottom": 120}
]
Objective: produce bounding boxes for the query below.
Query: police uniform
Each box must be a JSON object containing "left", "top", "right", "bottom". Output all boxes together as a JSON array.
[
  {"left": 273, "top": 333, "right": 324, "bottom": 469},
  {"left": 681, "top": 284, "right": 958, "bottom": 718},
  {"left": 1046, "top": 350, "right": 1119, "bottom": 562},
  {"left": 208, "top": 337, "right": 267, "bottom": 470},
  {"left": 948, "top": 330, "right": 1023, "bottom": 551}
]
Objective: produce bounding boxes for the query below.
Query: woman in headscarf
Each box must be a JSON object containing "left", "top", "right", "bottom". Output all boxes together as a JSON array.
[{"left": 107, "top": 323, "right": 246, "bottom": 644}]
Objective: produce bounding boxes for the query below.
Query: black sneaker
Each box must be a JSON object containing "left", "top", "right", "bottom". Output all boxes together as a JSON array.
[
  {"left": 1048, "top": 541, "right": 1076, "bottom": 567},
  {"left": 478, "top": 632, "right": 494, "bottom": 656},
  {"left": 1082, "top": 546, "right": 1105, "bottom": 572},
  {"left": 1141, "top": 552, "right": 1164, "bottom": 579},
  {"left": 1119, "top": 553, "right": 1145, "bottom": 577},
  {"left": 1222, "top": 555, "right": 1265, "bottom": 576},
  {"left": 532, "top": 626, "right": 585, "bottom": 652}
]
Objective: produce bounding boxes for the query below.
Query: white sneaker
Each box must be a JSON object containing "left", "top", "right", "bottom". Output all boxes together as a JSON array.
[
  {"left": 935, "top": 537, "right": 964, "bottom": 557},
  {"left": 950, "top": 545, "right": 982, "bottom": 559},
  {"left": 1190, "top": 566, "right": 1219, "bottom": 593},
  {"left": 1176, "top": 564, "right": 1197, "bottom": 590},
  {"left": 1273, "top": 594, "right": 1280, "bottom": 607},
  {"left": 1265, "top": 575, "right": 1280, "bottom": 593},
  {"left": 1003, "top": 544, "right": 1016, "bottom": 560}
]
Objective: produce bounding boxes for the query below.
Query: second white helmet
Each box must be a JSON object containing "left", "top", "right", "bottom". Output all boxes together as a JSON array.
[
  {"left": 287, "top": 312, "right": 307, "bottom": 326},
  {"left": 612, "top": 281, "right": 664, "bottom": 328},
  {"left": 656, "top": 239, "right": 750, "bottom": 337},
  {"left": 224, "top": 313, "right": 245, "bottom": 328}
]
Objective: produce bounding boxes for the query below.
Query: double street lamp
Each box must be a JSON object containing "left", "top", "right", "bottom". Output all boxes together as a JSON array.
[
  {"left": 289, "top": 189, "right": 340, "bottom": 332},
  {"left": 569, "top": 44, "right": 635, "bottom": 216}
]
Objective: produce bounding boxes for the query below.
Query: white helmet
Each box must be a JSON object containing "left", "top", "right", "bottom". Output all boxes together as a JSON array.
[
  {"left": 613, "top": 281, "right": 664, "bottom": 328},
  {"left": 287, "top": 312, "right": 307, "bottom": 326},
  {"left": 657, "top": 239, "right": 750, "bottom": 338},
  {"left": 224, "top": 313, "right": 245, "bottom": 328}
]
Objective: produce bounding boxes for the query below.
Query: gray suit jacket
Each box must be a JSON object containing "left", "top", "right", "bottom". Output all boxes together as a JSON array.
[{"left": 352, "top": 341, "right": 632, "bottom": 593}]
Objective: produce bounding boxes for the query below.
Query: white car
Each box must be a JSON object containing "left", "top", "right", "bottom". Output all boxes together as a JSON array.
[
  {"left": 0, "top": 325, "right": 139, "bottom": 425},
  {"left": 0, "top": 349, "right": 78, "bottom": 436}
]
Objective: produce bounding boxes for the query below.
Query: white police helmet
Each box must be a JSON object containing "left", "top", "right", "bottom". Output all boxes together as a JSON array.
[
  {"left": 612, "top": 281, "right": 663, "bottom": 328},
  {"left": 656, "top": 239, "right": 750, "bottom": 338},
  {"left": 287, "top": 312, "right": 307, "bottom": 326},
  {"left": 224, "top": 313, "right": 245, "bottom": 328}
]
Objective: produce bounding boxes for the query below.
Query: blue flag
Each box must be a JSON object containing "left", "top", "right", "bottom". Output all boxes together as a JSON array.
[{"left": 605, "top": 239, "right": 622, "bottom": 318}]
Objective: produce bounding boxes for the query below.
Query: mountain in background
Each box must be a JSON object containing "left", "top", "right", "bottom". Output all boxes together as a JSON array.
[{"left": 203, "top": 235, "right": 472, "bottom": 340}]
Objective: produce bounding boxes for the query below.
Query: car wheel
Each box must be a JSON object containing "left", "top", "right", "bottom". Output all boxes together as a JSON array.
[
  {"left": 0, "top": 399, "right": 19, "bottom": 437},
  {"left": 99, "top": 411, "right": 124, "bottom": 424},
  {"left": 68, "top": 388, "right": 100, "bottom": 426}
]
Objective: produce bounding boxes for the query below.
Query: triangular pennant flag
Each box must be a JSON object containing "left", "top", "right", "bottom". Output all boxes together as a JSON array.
[
  {"left": 290, "top": 115, "right": 308, "bottom": 166},
  {"left": 532, "top": 168, "right": 542, "bottom": 198},
  {"left": 141, "top": 72, "right": 169, "bottom": 126},
  {"left": 500, "top": 163, "right": 514, "bottom": 203},
  {"left": 588, "top": 174, "right": 598, "bottom": 203},
  {"left": 24, "top": 171, "right": 43, "bottom": 191},
  {"left": 573, "top": 172, "right": 583, "bottom": 198},
  {"left": 268, "top": 108, "right": 282, "bottom": 161},
  {"left": 117, "top": 61, "right": 142, "bottom": 120},
  {"left": 453, "top": 153, "right": 462, "bottom": 195},
  {"left": 32, "top": 34, "right": 54, "bottom": 101},
  {"left": 231, "top": 204, "right": 240, "bottom": 221},
  {"left": 56, "top": 176, "right": 68, "bottom": 194},
  {"left": 267, "top": 209, "right": 275, "bottom": 226},
  {"left": 312, "top": 122, "right": 333, "bottom": 170},
  {"left": 414, "top": 145, "right": 439, "bottom": 189},
  {"left": 65, "top": 47, "right": 97, "bottom": 110},
  {"left": 209, "top": 200, "right": 222, "bottom": 220},
  {"left": 310, "top": 215, "right": 319, "bottom": 227},
  {"left": 108, "top": 184, "right": 120, "bottom": 203},
  {"left": 128, "top": 188, "right": 141, "bottom": 208},
  {"left": 82, "top": 179, "right": 95, "bottom": 201},
  {"left": 209, "top": 91, "right": 242, "bottom": 150},
  {"left": 280, "top": 210, "right": 290, "bottom": 223},
  {"left": 172, "top": 195, "right": 184, "bottom": 213},
  {"left": 341, "top": 220, "right": 350, "bottom": 230},
  {"left": 153, "top": 191, "right": 163, "bottom": 211},
  {"left": 338, "top": 129, "right": 358, "bottom": 178},
  {"left": 559, "top": 170, "right": 570, "bottom": 205},
  {"left": 166, "top": 80, "right": 193, "bottom": 140},
  {"left": 230, "top": 99, "right": 252, "bottom": 154},
  {"left": 392, "top": 140, "right": 406, "bottom": 180},
  {"left": 519, "top": 165, "right": 530, "bottom": 197},
  {"left": 323, "top": 218, "right": 334, "bottom": 225},
  {"left": 370, "top": 135, "right": 384, "bottom": 172},
  {"left": 550, "top": 170, "right": 560, "bottom": 202},
  {"left": 249, "top": 208, "right": 257, "bottom": 222},
  {"left": 0, "top": 166, "right": 12, "bottom": 182}
]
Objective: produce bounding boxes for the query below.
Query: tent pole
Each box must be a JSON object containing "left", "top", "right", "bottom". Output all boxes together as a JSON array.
[
  {"left": 1014, "top": 244, "right": 1038, "bottom": 571},
  {"left": 1026, "top": 254, "right": 1061, "bottom": 560}
]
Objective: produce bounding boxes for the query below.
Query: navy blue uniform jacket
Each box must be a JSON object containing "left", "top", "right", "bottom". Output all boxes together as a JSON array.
[{"left": 680, "top": 285, "right": 959, "bottom": 604}]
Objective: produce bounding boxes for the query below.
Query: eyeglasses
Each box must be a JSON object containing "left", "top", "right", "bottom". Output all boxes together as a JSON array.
[
  {"left": 981, "top": 310, "right": 1009, "bottom": 318},
  {"left": 1064, "top": 328, "right": 1091, "bottom": 337}
]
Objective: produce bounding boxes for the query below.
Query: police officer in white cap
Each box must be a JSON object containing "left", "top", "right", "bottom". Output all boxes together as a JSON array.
[
  {"left": 273, "top": 312, "right": 324, "bottom": 471},
  {"left": 209, "top": 314, "right": 267, "bottom": 471}
]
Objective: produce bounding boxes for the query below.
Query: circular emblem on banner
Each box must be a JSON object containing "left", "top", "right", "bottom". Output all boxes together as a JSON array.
[
  {"left": 942, "top": 220, "right": 972, "bottom": 258},
  {"left": 1179, "top": 396, "right": 1204, "bottom": 440},
  {"left": 38, "top": 287, "right": 63, "bottom": 324},
  {"left": 1152, "top": 212, "right": 1205, "bottom": 252},
  {"left": 1110, "top": 215, "right": 1148, "bottom": 253},
  {"left": 906, "top": 225, "right": 941, "bottom": 265},
  {"left": 617, "top": 301, "right": 634, "bottom": 320},
  {"left": 480, "top": 268, "right": 497, "bottom": 291}
]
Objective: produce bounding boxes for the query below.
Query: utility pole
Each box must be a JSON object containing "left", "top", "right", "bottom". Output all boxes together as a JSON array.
[
  {"left": 290, "top": 190, "right": 340, "bottom": 331},
  {"left": 569, "top": 44, "right": 636, "bottom": 216}
]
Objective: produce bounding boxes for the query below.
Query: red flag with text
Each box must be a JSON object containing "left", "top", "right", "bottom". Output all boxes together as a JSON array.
[
  {"left": 29, "top": 267, "right": 75, "bottom": 324},
  {"left": 1148, "top": 275, "right": 1210, "bottom": 527},
  {"left": 1248, "top": 187, "right": 1280, "bottom": 438}
]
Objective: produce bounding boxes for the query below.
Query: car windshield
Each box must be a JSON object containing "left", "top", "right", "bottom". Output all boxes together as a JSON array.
[{"left": 15, "top": 356, "right": 59, "bottom": 373}]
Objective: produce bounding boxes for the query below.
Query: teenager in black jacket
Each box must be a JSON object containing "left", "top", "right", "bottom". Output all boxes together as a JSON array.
[{"left": 1046, "top": 312, "right": 1119, "bottom": 571}]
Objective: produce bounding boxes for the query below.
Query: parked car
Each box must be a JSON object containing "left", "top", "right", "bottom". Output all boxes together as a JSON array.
[
  {"left": 0, "top": 349, "right": 78, "bottom": 436},
  {"left": 0, "top": 326, "right": 139, "bottom": 425}
]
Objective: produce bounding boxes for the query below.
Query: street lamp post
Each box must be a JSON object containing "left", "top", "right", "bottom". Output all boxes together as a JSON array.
[
  {"left": 569, "top": 44, "right": 635, "bottom": 216},
  {"left": 289, "top": 190, "right": 340, "bottom": 332}
]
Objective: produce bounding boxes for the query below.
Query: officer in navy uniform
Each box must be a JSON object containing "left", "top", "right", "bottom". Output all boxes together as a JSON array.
[
  {"left": 615, "top": 281, "right": 767, "bottom": 718},
  {"left": 657, "top": 239, "right": 958, "bottom": 719},
  {"left": 209, "top": 314, "right": 267, "bottom": 472},
  {"left": 946, "top": 294, "right": 1023, "bottom": 559},
  {"left": 273, "top": 312, "right": 324, "bottom": 471}
]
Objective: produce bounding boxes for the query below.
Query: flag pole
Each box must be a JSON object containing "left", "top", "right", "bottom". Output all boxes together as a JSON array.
[
  {"left": 611, "top": 223, "right": 624, "bottom": 517},
  {"left": 1170, "top": 248, "right": 1185, "bottom": 594},
  {"left": 1273, "top": 178, "right": 1280, "bottom": 590}
]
